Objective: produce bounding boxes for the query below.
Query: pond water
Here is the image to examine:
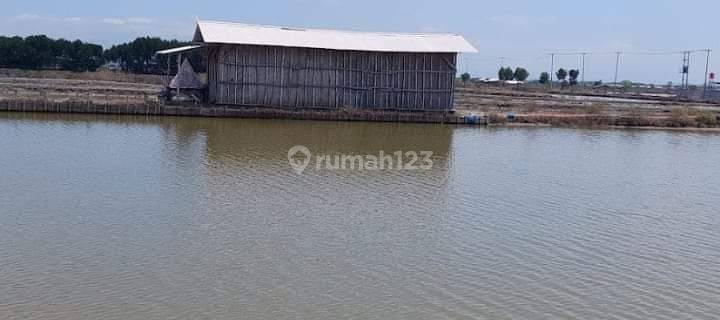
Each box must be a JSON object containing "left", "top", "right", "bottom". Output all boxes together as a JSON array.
[{"left": 1, "top": 112, "right": 719, "bottom": 319}]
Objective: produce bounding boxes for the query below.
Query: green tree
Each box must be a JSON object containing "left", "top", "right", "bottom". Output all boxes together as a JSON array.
[
  {"left": 0, "top": 36, "right": 25, "bottom": 68},
  {"left": 513, "top": 68, "right": 529, "bottom": 82},
  {"left": 498, "top": 67, "right": 506, "bottom": 80},
  {"left": 568, "top": 69, "right": 580, "bottom": 85},
  {"left": 556, "top": 68, "right": 568, "bottom": 81},
  {"left": 61, "top": 40, "right": 104, "bottom": 72},
  {"left": 23, "top": 35, "right": 54, "bottom": 69},
  {"left": 539, "top": 72, "right": 550, "bottom": 84},
  {"left": 504, "top": 67, "right": 514, "bottom": 81},
  {"left": 0, "top": 35, "right": 103, "bottom": 72},
  {"left": 104, "top": 37, "right": 206, "bottom": 74},
  {"left": 461, "top": 72, "right": 471, "bottom": 85},
  {"left": 498, "top": 67, "right": 514, "bottom": 81}
]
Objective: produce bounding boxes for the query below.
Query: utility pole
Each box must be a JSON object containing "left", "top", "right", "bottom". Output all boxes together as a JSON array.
[
  {"left": 614, "top": 52, "right": 621, "bottom": 85},
  {"left": 681, "top": 51, "right": 691, "bottom": 90},
  {"left": 703, "top": 49, "right": 712, "bottom": 94},
  {"left": 581, "top": 53, "right": 587, "bottom": 87},
  {"left": 550, "top": 53, "right": 555, "bottom": 89}
]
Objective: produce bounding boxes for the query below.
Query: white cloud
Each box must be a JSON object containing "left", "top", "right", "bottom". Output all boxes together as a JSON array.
[
  {"left": 10, "top": 14, "right": 44, "bottom": 22},
  {"left": 10, "top": 13, "right": 85, "bottom": 23},
  {"left": 100, "top": 17, "right": 156, "bottom": 26},
  {"left": 100, "top": 18, "right": 126, "bottom": 25},
  {"left": 486, "top": 14, "right": 557, "bottom": 29},
  {"left": 1, "top": 14, "right": 194, "bottom": 46},
  {"left": 126, "top": 17, "right": 156, "bottom": 25},
  {"left": 9, "top": 14, "right": 157, "bottom": 27}
]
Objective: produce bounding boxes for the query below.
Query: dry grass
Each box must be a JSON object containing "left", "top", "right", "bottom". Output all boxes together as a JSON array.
[
  {"left": 586, "top": 103, "right": 609, "bottom": 115},
  {"left": 695, "top": 111, "right": 718, "bottom": 127},
  {"left": 0, "top": 68, "right": 167, "bottom": 85},
  {"left": 488, "top": 113, "right": 507, "bottom": 124},
  {"left": 523, "top": 104, "right": 541, "bottom": 113},
  {"left": 667, "top": 108, "right": 697, "bottom": 127}
]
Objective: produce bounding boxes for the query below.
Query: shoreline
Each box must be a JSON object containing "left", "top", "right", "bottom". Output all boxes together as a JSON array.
[
  {"left": 3, "top": 100, "right": 720, "bottom": 132},
  {"left": 0, "top": 98, "right": 483, "bottom": 125},
  {"left": 496, "top": 122, "right": 720, "bottom": 132},
  {"left": 1, "top": 72, "right": 719, "bottom": 130}
]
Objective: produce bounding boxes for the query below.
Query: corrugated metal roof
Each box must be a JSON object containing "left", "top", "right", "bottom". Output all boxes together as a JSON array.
[
  {"left": 193, "top": 20, "right": 478, "bottom": 53},
  {"left": 156, "top": 45, "right": 204, "bottom": 55}
]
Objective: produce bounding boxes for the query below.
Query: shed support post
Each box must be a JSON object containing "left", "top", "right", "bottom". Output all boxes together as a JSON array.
[
  {"left": 177, "top": 53, "right": 182, "bottom": 95},
  {"left": 166, "top": 56, "right": 171, "bottom": 86}
]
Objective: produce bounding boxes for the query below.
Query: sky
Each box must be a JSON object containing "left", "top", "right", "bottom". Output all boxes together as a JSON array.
[{"left": 1, "top": 0, "right": 719, "bottom": 85}]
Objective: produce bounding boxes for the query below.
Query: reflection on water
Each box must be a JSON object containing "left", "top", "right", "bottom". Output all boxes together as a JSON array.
[{"left": 1, "top": 112, "right": 719, "bottom": 319}]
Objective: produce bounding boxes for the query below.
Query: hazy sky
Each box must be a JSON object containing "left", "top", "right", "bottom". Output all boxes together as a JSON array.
[{"left": 2, "top": 0, "right": 719, "bottom": 84}]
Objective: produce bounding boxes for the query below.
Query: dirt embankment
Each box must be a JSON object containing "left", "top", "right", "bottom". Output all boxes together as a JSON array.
[
  {"left": 454, "top": 84, "right": 720, "bottom": 129},
  {"left": 1, "top": 70, "right": 719, "bottom": 128},
  {"left": 0, "top": 69, "right": 164, "bottom": 106},
  {"left": 0, "top": 68, "right": 166, "bottom": 85}
]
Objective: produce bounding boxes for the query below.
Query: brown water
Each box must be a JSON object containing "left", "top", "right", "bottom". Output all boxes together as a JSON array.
[{"left": 1, "top": 112, "right": 720, "bottom": 319}]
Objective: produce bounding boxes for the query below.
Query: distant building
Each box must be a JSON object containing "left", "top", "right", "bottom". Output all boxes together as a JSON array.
[
  {"left": 475, "top": 78, "right": 501, "bottom": 84},
  {"left": 102, "top": 61, "right": 122, "bottom": 72},
  {"left": 179, "top": 20, "right": 477, "bottom": 112}
]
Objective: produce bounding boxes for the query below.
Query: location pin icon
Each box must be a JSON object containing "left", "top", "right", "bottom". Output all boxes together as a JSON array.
[{"left": 288, "top": 145, "right": 312, "bottom": 175}]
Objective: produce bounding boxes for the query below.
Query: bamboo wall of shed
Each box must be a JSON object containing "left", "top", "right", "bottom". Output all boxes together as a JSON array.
[{"left": 207, "top": 44, "right": 457, "bottom": 111}]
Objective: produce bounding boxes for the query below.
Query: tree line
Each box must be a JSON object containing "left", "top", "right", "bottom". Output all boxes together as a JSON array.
[
  {"left": 460, "top": 67, "right": 530, "bottom": 84},
  {"left": 461, "top": 66, "right": 585, "bottom": 89},
  {"left": 539, "top": 68, "right": 581, "bottom": 87},
  {"left": 0, "top": 35, "right": 204, "bottom": 74},
  {"left": 105, "top": 37, "right": 205, "bottom": 74},
  {"left": 0, "top": 35, "right": 104, "bottom": 72},
  {"left": 498, "top": 67, "right": 529, "bottom": 82}
]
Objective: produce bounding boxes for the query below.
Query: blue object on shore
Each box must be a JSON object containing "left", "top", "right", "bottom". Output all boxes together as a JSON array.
[
  {"left": 507, "top": 112, "right": 516, "bottom": 122},
  {"left": 465, "top": 114, "right": 480, "bottom": 124}
]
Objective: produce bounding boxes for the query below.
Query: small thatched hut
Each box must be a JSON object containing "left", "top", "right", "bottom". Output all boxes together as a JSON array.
[{"left": 170, "top": 59, "right": 204, "bottom": 90}]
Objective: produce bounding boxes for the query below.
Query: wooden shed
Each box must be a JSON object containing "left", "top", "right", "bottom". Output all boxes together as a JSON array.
[{"left": 192, "top": 20, "right": 477, "bottom": 112}]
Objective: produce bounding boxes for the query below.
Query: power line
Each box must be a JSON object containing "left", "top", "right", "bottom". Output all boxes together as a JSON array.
[
  {"left": 462, "top": 48, "right": 715, "bottom": 62},
  {"left": 461, "top": 47, "right": 715, "bottom": 85},
  {"left": 463, "top": 55, "right": 546, "bottom": 63},
  {"left": 681, "top": 51, "right": 691, "bottom": 90},
  {"left": 550, "top": 53, "right": 555, "bottom": 88},
  {"left": 614, "top": 52, "right": 621, "bottom": 84},
  {"left": 703, "top": 49, "right": 712, "bottom": 93},
  {"left": 581, "top": 53, "right": 586, "bottom": 86}
]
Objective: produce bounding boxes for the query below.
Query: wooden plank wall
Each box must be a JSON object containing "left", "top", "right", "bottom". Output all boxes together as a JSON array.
[{"left": 208, "top": 44, "right": 457, "bottom": 111}]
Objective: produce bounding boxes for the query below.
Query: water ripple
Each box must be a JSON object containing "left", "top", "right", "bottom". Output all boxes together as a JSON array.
[{"left": 1, "top": 113, "right": 720, "bottom": 319}]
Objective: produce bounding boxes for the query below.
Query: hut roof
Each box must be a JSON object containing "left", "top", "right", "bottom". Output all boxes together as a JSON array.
[
  {"left": 170, "top": 59, "right": 204, "bottom": 89},
  {"left": 156, "top": 45, "right": 203, "bottom": 55},
  {"left": 193, "top": 20, "right": 478, "bottom": 53}
]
